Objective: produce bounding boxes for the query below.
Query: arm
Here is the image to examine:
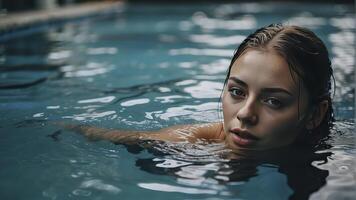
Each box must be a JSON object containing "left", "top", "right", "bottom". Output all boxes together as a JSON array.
[{"left": 62, "top": 122, "right": 224, "bottom": 144}]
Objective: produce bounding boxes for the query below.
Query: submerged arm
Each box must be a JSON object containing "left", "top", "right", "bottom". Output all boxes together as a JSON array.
[{"left": 62, "top": 122, "right": 224, "bottom": 144}]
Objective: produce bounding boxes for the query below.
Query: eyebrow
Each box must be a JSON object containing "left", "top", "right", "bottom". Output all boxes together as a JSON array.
[
  {"left": 228, "top": 77, "right": 294, "bottom": 96},
  {"left": 228, "top": 77, "right": 247, "bottom": 87}
]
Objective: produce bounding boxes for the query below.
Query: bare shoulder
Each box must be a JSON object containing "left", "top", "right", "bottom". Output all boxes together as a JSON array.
[
  {"left": 192, "top": 122, "right": 225, "bottom": 141},
  {"left": 158, "top": 122, "right": 225, "bottom": 142}
]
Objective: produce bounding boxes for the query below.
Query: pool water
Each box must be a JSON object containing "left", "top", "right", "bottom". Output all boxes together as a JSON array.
[{"left": 0, "top": 2, "right": 355, "bottom": 200}]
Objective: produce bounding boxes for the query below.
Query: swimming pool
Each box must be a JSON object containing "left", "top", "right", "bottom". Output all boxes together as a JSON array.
[{"left": 0, "top": 2, "right": 355, "bottom": 200}]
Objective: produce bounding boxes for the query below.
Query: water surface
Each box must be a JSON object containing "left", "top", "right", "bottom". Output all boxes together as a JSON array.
[{"left": 0, "top": 2, "right": 355, "bottom": 200}]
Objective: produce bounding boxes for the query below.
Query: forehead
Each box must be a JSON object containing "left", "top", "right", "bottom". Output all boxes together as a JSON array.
[{"left": 230, "top": 50, "right": 299, "bottom": 91}]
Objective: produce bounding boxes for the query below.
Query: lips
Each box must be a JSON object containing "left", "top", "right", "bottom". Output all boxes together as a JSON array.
[{"left": 230, "top": 128, "right": 259, "bottom": 147}]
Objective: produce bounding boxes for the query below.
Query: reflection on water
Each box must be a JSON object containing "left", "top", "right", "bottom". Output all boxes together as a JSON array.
[
  {"left": 169, "top": 48, "right": 233, "bottom": 57},
  {"left": 138, "top": 182, "right": 220, "bottom": 195},
  {"left": 285, "top": 12, "right": 327, "bottom": 28},
  {"left": 131, "top": 121, "right": 353, "bottom": 200},
  {"left": 191, "top": 11, "right": 257, "bottom": 30},
  {"left": 189, "top": 34, "right": 246, "bottom": 47},
  {"left": 62, "top": 62, "right": 113, "bottom": 78},
  {"left": 0, "top": 2, "right": 355, "bottom": 200}
]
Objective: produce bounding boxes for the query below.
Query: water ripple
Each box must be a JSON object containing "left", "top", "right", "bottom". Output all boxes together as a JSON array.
[
  {"left": 120, "top": 98, "right": 150, "bottom": 107},
  {"left": 169, "top": 48, "right": 233, "bottom": 57},
  {"left": 78, "top": 96, "right": 116, "bottom": 104},
  {"left": 191, "top": 11, "right": 256, "bottom": 30},
  {"left": 189, "top": 34, "right": 246, "bottom": 47},
  {"left": 284, "top": 12, "right": 327, "bottom": 28},
  {"left": 184, "top": 81, "right": 223, "bottom": 99},
  {"left": 63, "top": 62, "right": 112, "bottom": 78},
  {"left": 63, "top": 110, "right": 117, "bottom": 121},
  {"left": 86, "top": 47, "right": 118, "bottom": 55},
  {"left": 330, "top": 16, "right": 355, "bottom": 29},
  {"left": 79, "top": 179, "right": 121, "bottom": 194},
  {"left": 155, "top": 95, "right": 190, "bottom": 104},
  {"left": 48, "top": 50, "right": 71, "bottom": 61},
  {"left": 155, "top": 102, "right": 220, "bottom": 122},
  {"left": 138, "top": 182, "right": 218, "bottom": 195}
]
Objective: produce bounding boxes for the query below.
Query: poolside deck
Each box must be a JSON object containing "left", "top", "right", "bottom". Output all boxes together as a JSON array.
[{"left": 0, "top": 1, "right": 124, "bottom": 34}]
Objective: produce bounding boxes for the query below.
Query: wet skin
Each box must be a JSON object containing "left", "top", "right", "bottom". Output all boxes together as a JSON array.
[{"left": 222, "top": 49, "right": 311, "bottom": 150}]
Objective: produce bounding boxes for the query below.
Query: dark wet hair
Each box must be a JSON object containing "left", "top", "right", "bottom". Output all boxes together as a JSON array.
[{"left": 224, "top": 23, "right": 334, "bottom": 146}]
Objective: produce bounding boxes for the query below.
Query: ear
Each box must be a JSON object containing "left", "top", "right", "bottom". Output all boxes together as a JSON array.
[{"left": 306, "top": 100, "right": 329, "bottom": 130}]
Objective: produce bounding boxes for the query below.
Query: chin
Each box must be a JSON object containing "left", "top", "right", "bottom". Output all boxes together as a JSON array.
[
  {"left": 226, "top": 139, "right": 288, "bottom": 152},
  {"left": 225, "top": 137, "right": 259, "bottom": 151}
]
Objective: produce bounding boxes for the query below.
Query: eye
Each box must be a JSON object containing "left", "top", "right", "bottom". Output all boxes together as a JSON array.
[
  {"left": 228, "top": 87, "right": 245, "bottom": 98},
  {"left": 263, "top": 98, "right": 283, "bottom": 109}
]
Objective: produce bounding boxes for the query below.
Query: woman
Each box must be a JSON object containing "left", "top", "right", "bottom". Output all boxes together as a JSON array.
[{"left": 66, "top": 24, "right": 334, "bottom": 151}]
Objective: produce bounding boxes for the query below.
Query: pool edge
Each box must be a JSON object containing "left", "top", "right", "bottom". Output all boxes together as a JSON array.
[{"left": 0, "top": 1, "right": 125, "bottom": 38}]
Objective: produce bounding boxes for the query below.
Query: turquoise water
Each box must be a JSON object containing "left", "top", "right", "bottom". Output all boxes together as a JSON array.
[{"left": 0, "top": 2, "right": 355, "bottom": 200}]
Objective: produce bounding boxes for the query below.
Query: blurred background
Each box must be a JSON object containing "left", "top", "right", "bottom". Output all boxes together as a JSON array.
[{"left": 0, "top": 0, "right": 354, "bottom": 13}]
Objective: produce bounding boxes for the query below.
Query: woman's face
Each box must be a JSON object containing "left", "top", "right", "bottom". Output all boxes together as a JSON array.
[{"left": 222, "top": 49, "right": 310, "bottom": 151}]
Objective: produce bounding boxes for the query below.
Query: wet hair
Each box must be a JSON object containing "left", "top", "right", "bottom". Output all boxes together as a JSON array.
[{"left": 223, "top": 23, "right": 334, "bottom": 146}]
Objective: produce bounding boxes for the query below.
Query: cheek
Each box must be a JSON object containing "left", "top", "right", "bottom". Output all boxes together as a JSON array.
[
  {"left": 260, "top": 110, "right": 302, "bottom": 143},
  {"left": 222, "top": 92, "right": 234, "bottom": 123}
]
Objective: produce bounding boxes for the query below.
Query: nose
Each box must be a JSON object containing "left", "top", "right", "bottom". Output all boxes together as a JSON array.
[{"left": 236, "top": 97, "right": 258, "bottom": 126}]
